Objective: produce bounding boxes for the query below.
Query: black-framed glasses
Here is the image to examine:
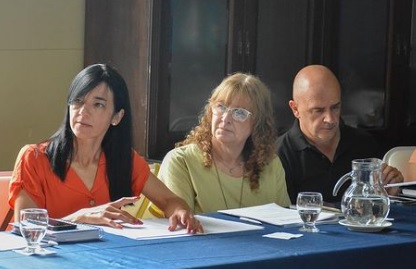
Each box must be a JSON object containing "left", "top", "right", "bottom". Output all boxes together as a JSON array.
[{"left": 212, "top": 103, "right": 252, "bottom": 122}]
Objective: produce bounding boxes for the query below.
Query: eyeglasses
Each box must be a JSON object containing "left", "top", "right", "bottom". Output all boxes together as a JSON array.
[{"left": 212, "top": 103, "right": 252, "bottom": 122}]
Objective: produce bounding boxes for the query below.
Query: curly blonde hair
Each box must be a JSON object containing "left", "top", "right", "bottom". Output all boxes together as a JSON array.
[{"left": 177, "top": 73, "right": 278, "bottom": 190}]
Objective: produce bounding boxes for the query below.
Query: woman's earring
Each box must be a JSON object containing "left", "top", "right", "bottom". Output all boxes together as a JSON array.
[{"left": 112, "top": 122, "right": 117, "bottom": 126}]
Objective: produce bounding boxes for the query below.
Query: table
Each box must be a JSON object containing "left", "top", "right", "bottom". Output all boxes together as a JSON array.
[{"left": 0, "top": 204, "right": 415, "bottom": 269}]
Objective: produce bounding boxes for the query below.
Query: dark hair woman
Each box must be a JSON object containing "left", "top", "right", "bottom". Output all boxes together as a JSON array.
[{"left": 9, "top": 64, "right": 202, "bottom": 233}]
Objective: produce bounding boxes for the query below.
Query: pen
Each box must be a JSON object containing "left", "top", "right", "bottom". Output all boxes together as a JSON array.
[
  {"left": 293, "top": 204, "right": 341, "bottom": 213},
  {"left": 385, "top": 181, "right": 416, "bottom": 188},
  {"left": 239, "top": 217, "right": 262, "bottom": 225},
  {"left": 322, "top": 206, "right": 341, "bottom": 213},
  {"left": 41, "top": 240, "right": 59, "bottom": 247}
]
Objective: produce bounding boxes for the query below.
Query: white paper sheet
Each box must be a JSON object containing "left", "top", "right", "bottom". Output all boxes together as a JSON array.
[
  {"left": 218, "top": 203, "right": 337, "bottom": 227},
  {"left": 0, "top": 233, "right": 27, "bottom": 251},
  {"left": 101, "top": 215, "right": 263, "bottom": 240},
  {"left": 263, "top": 232, "right": 303, "bottom": 240}
]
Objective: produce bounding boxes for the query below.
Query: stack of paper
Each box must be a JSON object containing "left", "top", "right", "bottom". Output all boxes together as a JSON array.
[
  {"left": 386, "top": 181, "right": 416, "bottom": 201},
  {"left": 399, "top": 181, "right": 416, "bottom": 198},
  {"left": 218, "top": 203, "right": 338, "bottom": 227},
  {"left": 402, "top": 188, "right": 416, "bottom": 198},
  {"left": 44, "top": 223, "right": 102, "bottom": 242},
  {"left": 11, "top": 222, "right": 102, "bottom": 243},
  {"left": 101, "top": 215, "right": 264, "bottom": 240}
]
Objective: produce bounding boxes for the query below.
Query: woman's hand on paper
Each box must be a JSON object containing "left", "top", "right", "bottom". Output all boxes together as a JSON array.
[
  {"left": 67, "top": 197, "right": 143, "bottom": 228},
  {"left": 168, "top": 208, "right": 204, "bottom": 234}
]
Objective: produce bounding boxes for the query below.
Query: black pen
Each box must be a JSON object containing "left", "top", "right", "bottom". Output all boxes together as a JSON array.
[{"left": 239, "top": 217, "right": 262, "bottom": 225}]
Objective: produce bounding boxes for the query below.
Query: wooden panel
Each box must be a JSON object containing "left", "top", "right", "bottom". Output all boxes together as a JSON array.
[{"left": 84, "top": 0, "right": 151, "bottom": 157}]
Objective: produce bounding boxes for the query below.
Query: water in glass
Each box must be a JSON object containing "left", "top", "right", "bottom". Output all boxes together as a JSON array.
[
  {"left": 333, "top": 158, "right": 390, "bottom": 225},
  {"left": 20, "top": 208, "right": 48, "bottom": 254},
  {"left": 343, "top": 196, "right": 390, "bottom": 225},
  {"left": 297, "top": 192, "right": 323, "bottom": 232}
]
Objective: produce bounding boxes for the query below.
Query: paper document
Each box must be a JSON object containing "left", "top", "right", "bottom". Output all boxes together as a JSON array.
[
  {"left": 218, "top": 203, "right": 337, "bottom": 227},
  {"left": 389, "top": 194, "right": 416, "bottom": 205},
  {"left": 0, "top": 233, "right": 27, "bottom": 251},
  {"left": 101, "top": 215, "right": 263, "bottom": 240}
]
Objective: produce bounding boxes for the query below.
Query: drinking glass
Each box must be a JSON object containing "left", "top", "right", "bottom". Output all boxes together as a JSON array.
[
  {"left": 20, "top": 208, "right": 49, "bottom": 254},
  {"left": 296, "top": 192, "right": 323, "bottom": 233}
]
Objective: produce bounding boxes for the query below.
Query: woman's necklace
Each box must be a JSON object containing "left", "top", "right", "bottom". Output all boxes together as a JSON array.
[
  {"left": 227, "top": 164, "right": 242, "bottom": 174},
  {"left": 214, "top": 155, "right": 243, "bottom": 175},
  {"left": 213, "top": 157, "right": 244, "bottom": 209}
]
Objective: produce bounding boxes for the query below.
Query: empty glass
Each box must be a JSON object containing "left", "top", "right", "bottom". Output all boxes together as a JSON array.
[
  {"left": 296, "top": 192, "right": 323, "bottom": 233},
  {"left": 19, "top": 208, "right": 49, "bottom": 254}
]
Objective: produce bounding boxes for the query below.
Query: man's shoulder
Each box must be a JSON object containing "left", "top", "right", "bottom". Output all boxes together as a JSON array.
[
  {"left": 277, "top": 122, "right": 305, "bottom": 152},
  {"left": 277, "top": 131, "right": 290, "bottom": 151},
  {"left": 341, "top": 124, "right": 374, "bottom": 140},
  {"left": 339, "top": 124, "right": 380, "bottom": 156}
]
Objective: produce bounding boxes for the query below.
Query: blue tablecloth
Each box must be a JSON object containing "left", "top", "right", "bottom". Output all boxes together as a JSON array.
[{"left": 0, "top": 204, "right": 415, "bottom": 269}]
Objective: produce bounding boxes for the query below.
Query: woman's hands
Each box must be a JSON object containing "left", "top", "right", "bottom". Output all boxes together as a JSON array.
[
  {"left": 67, "top": 173, "right": 204, "bottom": 232},
  {"left": 67, "top": 195, "right": 203, "bottom": 234},
  {"left": 66, "top": 197, "right": 142, "bottom": 228},
  {"left": 167, "top": 208, "right": 204, "bottom": 234},
  {"left": 382, "top": 163, "right": 404, "bottom": 196},
  {"left": 142, "top": 173, "right": 204, "bottom": 234}
]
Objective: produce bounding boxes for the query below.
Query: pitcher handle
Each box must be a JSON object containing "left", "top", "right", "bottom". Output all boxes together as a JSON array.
[{"left": 333, "top": 172, "right": 352, "bottom": 196}]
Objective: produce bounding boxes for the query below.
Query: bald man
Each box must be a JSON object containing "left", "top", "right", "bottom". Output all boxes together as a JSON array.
[{"left": 277, "top": 65, "right": 403, "bottom": 203}]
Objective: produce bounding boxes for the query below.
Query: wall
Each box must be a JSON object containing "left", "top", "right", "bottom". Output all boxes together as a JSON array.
[{"left": 0, "top": 0, "right": 85, "bottom": 170}]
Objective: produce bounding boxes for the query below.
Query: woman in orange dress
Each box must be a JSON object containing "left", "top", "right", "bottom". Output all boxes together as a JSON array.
[{"left": 9, "top": 64, "right": 202, "bottom": 233}]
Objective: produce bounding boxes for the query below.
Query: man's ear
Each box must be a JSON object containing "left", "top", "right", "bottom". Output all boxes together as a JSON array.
[
  {"left": 111, "top": 109, "right": 125, "bottom": 126},
  {"left": 288, "top": 100, "right": 299, "bottom": 118}
]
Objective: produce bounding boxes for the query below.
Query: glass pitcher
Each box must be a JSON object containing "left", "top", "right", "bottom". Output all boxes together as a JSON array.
[{"left": 332, "top": 158, "right": 390, "bottom": 225}]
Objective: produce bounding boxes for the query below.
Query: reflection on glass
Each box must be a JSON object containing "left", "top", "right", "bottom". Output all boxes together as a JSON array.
[
  {"left": 296, "top": 192, "right": 323, "bottom": 233},
  {"left": 20, "top": 208, "right": 49, "bottom": 254},
  {"left": 337, "top": 0, "right": 388, "bottom": 128},
  {"left": 169, "top": 0, "right": 227, "bottom": 132}
]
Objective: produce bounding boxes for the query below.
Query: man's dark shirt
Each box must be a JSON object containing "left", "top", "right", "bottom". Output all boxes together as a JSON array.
[{"left": 277, "top": 119, "right": 380, "bottom": 204}]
